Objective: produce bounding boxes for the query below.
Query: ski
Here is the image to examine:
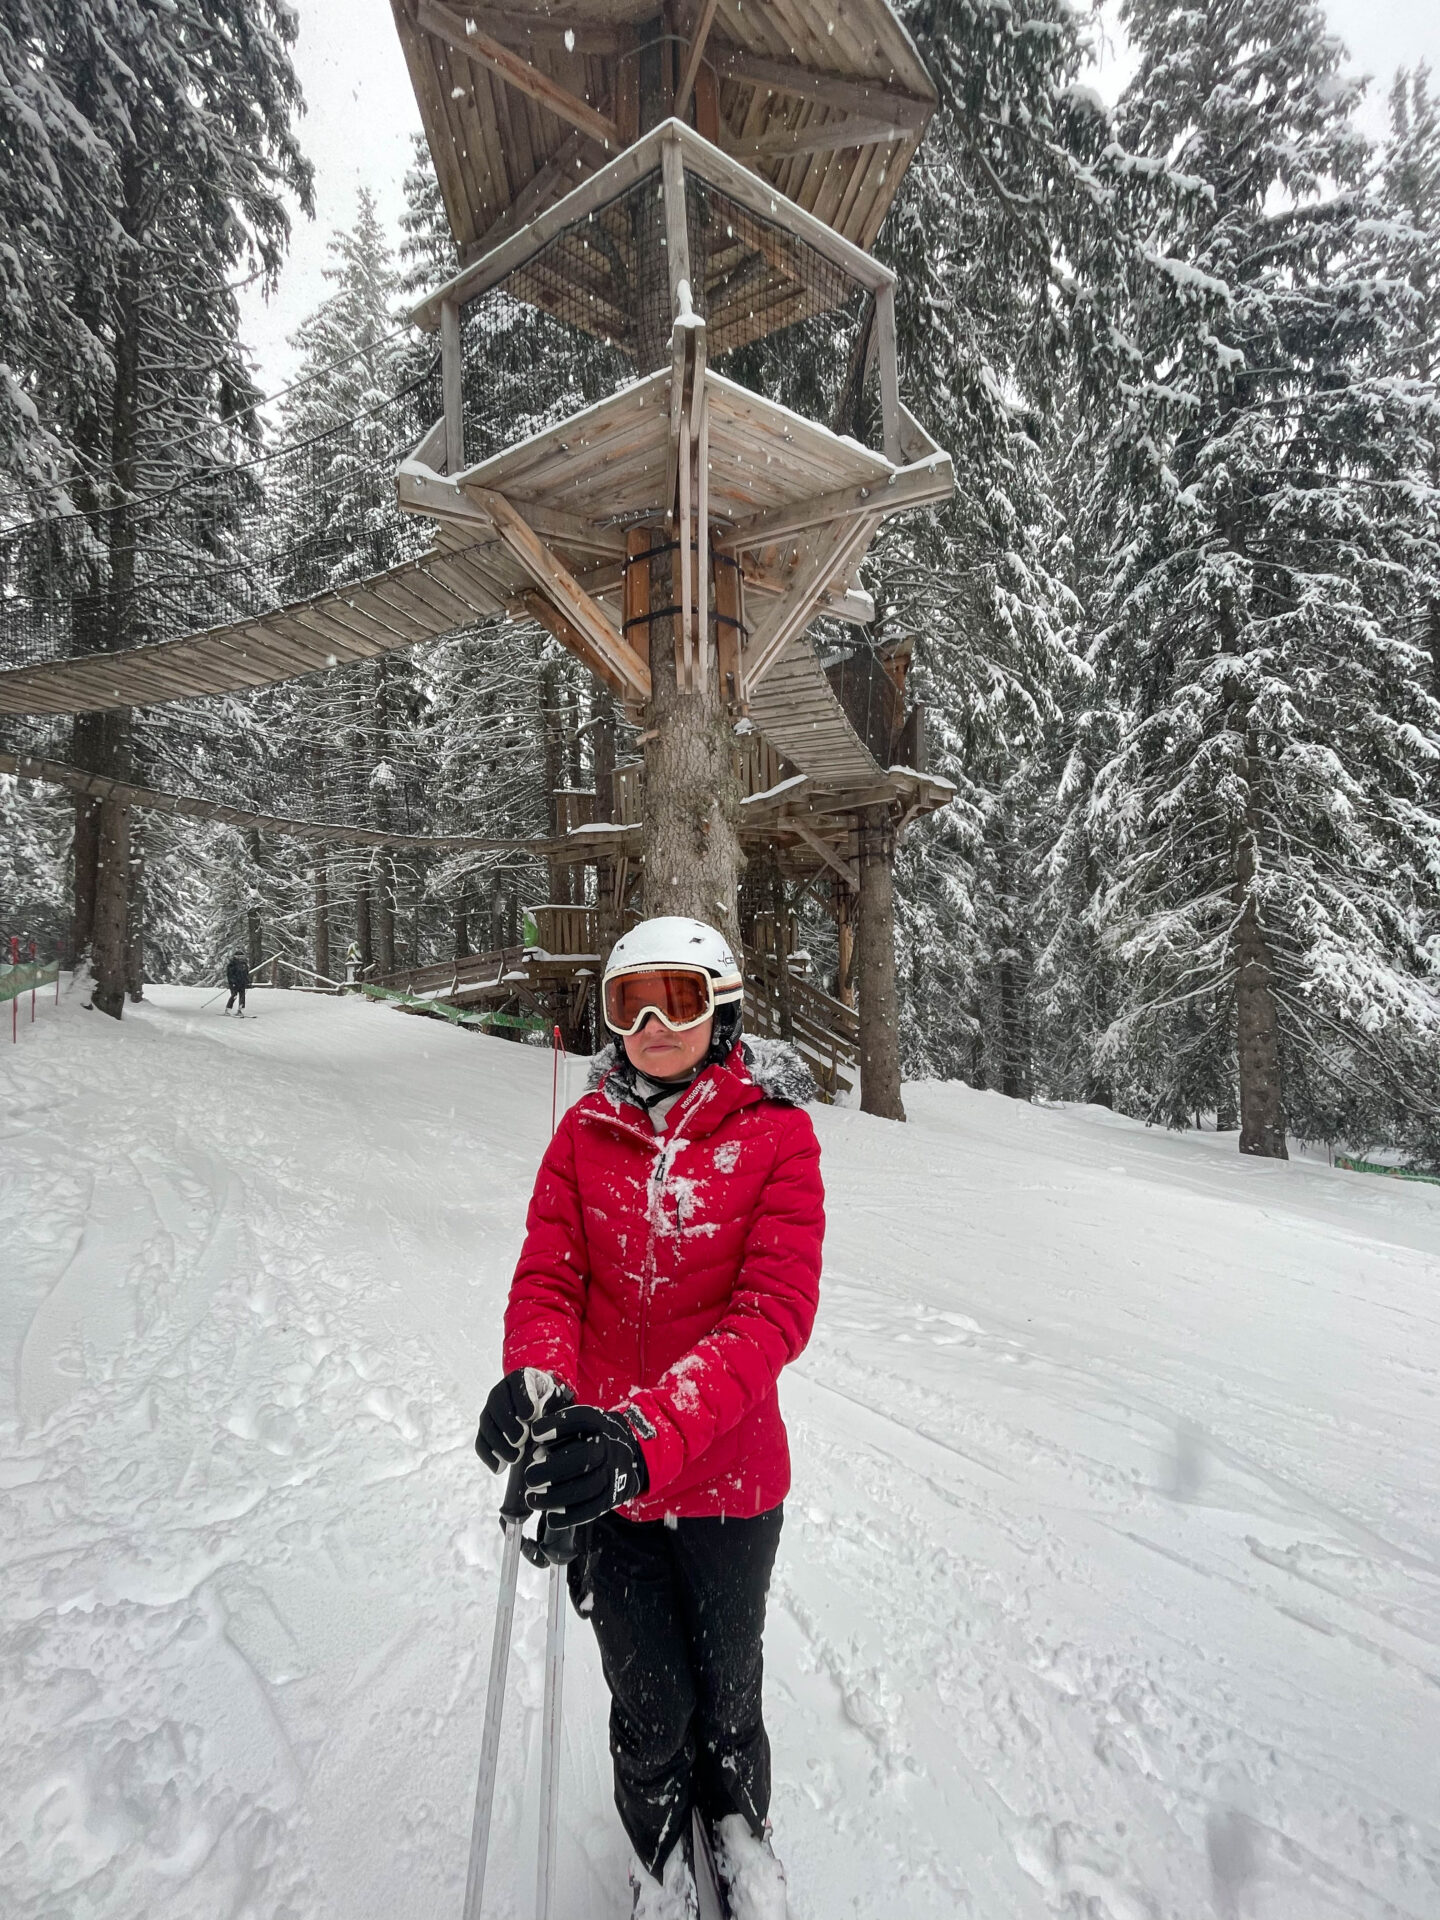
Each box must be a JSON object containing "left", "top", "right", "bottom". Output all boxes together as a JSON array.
[{"left": 692, "top": 1811, "right": 730, "bottom": 1920}]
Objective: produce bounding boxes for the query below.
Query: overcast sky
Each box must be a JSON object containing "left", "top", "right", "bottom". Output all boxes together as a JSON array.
[{"left": 238, "top": 0, "right": 1440, "bottom": 394}]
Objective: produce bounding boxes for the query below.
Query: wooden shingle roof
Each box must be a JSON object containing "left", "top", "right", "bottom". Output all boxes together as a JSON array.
[{"left": 390, "top": 0, "right": 935, "bottom": 264}]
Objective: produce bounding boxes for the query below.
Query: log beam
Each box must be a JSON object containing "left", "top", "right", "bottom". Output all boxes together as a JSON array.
[
  {"left": 716, "top": 456, "right": 953, "bottom": 553},
  {"left": 416, "top": 0, "right": 619, "bottom": 150},
  {"left": 707, "top": 43, "right": 932, "bottom": 129},
  {"left": 469, "top": 484, "right": 651, "bottom": 702},
  {"left": 675, "top": 0, "right": 721, "bottom": 118}
]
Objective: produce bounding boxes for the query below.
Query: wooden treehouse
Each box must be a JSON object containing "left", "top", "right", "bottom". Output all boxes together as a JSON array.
[{"left": 387, "top": 0, "right": 956, "bottom": 1112}]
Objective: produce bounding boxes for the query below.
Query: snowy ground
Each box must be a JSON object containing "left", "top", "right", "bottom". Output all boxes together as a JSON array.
[{"left": 2, "top": 983, "right": 1438, "bottom": 1920}]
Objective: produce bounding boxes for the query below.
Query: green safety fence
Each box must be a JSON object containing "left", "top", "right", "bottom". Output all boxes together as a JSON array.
[
  {"left": 0, "top": 958, "right": 60, "bottom": 1003},
  {"left": 1335, "top": 1152, "right": 1440, "bottom": 1189},
  {"left": 358, "top": 981, "right": 549, "bottom": 1036}
]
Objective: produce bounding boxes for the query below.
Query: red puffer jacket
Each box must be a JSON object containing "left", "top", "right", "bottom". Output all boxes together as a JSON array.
[{"left": 502, "top": 1040, "right": 825, "bottom": 1520}]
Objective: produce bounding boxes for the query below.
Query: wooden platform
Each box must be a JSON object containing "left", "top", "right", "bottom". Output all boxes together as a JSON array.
[
  {"left": 391, "top": 0, "right": 935, "bottom": 273},
  {"left": 399, "top": 364, "right": 952, "bottom": 708}
]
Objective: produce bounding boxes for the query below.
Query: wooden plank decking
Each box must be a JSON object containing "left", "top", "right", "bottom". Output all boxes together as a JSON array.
[{"left": 0, "top": 539, "right": 510, "bottom": 717}]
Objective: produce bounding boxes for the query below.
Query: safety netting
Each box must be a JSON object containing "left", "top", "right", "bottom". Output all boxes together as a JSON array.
[
  {"left": 0, "top": 354, "right": 441, "bottom": 674},
  {"left": 0, "top": 631, "right": 552, "bottom": 848},
  {"left": 455, "top": 163, "right": 881, "bottom": 468}
]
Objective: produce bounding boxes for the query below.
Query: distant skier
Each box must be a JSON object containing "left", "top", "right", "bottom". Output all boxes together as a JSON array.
[
  {"left": 475, "top": 916, "right": 823, "bottom": 1920},
  {"left": 224, "top": 952, "right": 249, "bottom": 1014}
]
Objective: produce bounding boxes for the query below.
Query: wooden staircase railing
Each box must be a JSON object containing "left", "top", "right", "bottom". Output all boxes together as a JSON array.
[
  {"left": 743, "top": 949, "right": 858, "bottom": 1100},
  {"left": 369, "top": 923, "right": 860, "bottom": 1102}
]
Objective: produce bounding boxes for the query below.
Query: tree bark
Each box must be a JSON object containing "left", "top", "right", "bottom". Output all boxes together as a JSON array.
[
  {"left": 125, "top": 821, "right": 145, "bottom": 1001},
  {"left": 640, "top": 536, "right": 744, "bottom": 949},
  {"left": 855, "top": 805, "right": 905, "bottom": 1120},
  {"left": 593, "top": 680, "right": 617, "bottom": 820},
  {"left": 314, "top": 855, "right": 332, "bottom": 982},
  {"left": 1233, "top": 871, "right": 1287, "bottom": 1157},
  {"left": 72, "top": 796, "right": 101, "bottom": 964},
  {"left": 375, "top": 857, "right": 396, "bottom": 977},
  {"left": 540, "top": 655, "right": 571, "bottom": 905},
  {"left": 90, "top": 796, "right": 130, "bottom": 1019},
  {"left": 356, "top": 885, "right": 373, "bottom": 973}
]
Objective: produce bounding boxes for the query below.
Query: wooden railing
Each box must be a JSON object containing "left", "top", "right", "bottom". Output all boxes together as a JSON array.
[
  {"left": 528, "top": 904, "right": 599, "bottom": 955},
  {"left": 367, "top": 944, "right": 526, "bottom": 999},
  {"left": 743, "top": 948, "right": 858, "bottom": 1100},
  {"left": 369, "top": 915, "right": 860, "bottom": 1103},
  {"left": 599, "top": 737, "right": 791, "bottom": 830}
]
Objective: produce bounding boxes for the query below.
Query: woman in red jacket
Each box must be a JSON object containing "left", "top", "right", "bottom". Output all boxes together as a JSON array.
[{"left": 474, "top": 916, "right": 824, "bottom": 1920}]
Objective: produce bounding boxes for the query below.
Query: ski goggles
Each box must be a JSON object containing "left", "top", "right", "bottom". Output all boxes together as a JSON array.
[{"left": 602, "top": 965, "right": 738, "bottom": 1037}]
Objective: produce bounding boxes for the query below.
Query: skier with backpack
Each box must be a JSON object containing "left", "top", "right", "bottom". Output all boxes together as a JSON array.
[
  {"left": 474, "top": 915, "right": 824, "bottom": 1919},
  {"left": 224, "top": 952, "right": 250, "bottom": 1014}
]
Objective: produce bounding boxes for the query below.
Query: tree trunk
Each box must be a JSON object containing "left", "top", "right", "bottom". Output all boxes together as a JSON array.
[
  {"left": 855, "top": 805, "right": 905, "bottom": 1120},
  {"left": 125, "top": 821, "right": 145, "bottom": 1001},
  {"left": 453, "top": 893, "right": 470, "bottom": 959},
  {"left": 540, "top": 654, "right": 570, "bottom": 905},
  {"left": 70, "top": 709, "right": 126, "bottom": 963},
  {"left": 72, "top": 796, "right": 100, "bottom": 964},
  {"left": 593, "top": 681, "right": 617, "bottom": 819},
  {"left": 640, "top": 534, "right": 743, "bottom": 949},
  {"left": 376, "top": 858, "right": 396, "bottom": 977},
  {"left": 314, "top": 856, "right": 331, "bottom": 982},
  {"left": 356, "top": 885, "right": 373, "bottom": 973},
  {"left": 1233, "top": 798, "right": 1286, "bottom": 1158},
  {"left": 90, "top": 796, "right": 130, "bottom": 1019}
]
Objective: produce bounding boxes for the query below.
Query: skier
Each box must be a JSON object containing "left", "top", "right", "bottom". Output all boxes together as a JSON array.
[
  {"left": 475, "top": 915, "right": 823, "bottom": 1920},
  {"left": 224, "top": 952, "right": 249, "bottom": 1014}
]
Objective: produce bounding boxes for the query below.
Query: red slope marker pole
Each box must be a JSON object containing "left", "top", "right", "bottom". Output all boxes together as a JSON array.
[
  {"left": 30, "top": 939, "right": 37, "bottom": 1024},
  {"left": 550, "top": 1023, "right": 567, "bottom": 1138}
]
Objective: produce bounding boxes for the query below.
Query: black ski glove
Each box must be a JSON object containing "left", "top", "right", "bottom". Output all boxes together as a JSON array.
[
  {"left": 523, "top": 1403, "right": 650, "bottom": 1525},
  {"left": 474, "top": 1367, "right": 571, "bottom": 1472}
]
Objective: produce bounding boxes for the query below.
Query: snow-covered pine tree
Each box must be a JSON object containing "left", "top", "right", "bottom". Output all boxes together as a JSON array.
[
  {"left": 0, "top": 0, "right": 311, "bottom": 1014},
  {"left": 870, "top": 0, "right": 1223, "bottom": 1084},
  {"left": 1374, "top": 66, "right": 1440, "bottom": 1165},
  {"left": 1080, "top": 0, "right": 1440, "bottom": 1156}
]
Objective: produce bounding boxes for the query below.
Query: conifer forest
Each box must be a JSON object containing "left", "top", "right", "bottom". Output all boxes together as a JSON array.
[{"left": 2, "top": 0, "right": 1438, "bottom": 1165}]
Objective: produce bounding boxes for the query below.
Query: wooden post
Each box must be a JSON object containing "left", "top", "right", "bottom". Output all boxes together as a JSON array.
[
  {"left": 874, "top": 282, "right": 903, "bottom": 467},
  {"left": 89, "top": 794, "right": 130, "bottom": 1020},
  {"left": 661, "top": 130, "right": 690, "bottom": 310},
  {"left": 835, "top": 878, "right": 856, "bottom": 1007},
  {"left": 441, "top": 297, "right": 464, "bottom": 473},
  {"left": 855, "top": 805, "right": 905, "bottom": 1120}
]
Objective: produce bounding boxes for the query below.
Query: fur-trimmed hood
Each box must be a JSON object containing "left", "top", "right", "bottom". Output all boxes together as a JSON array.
[{"left": 586, "top": 1035, "right": 817, "bottom": 1107}]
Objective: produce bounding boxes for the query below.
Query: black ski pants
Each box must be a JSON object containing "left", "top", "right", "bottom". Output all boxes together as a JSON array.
[
  {"left": 225, "top": 985, "right": 246, "bottom": 1011},
  {"left": 572, "top": 1504, "right": 783, "bottom": 1875}
]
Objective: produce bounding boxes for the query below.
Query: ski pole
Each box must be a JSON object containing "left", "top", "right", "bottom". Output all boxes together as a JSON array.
[
  {"left": 535, "top": 1534, "right": 570, "bottom": 1920},
  {"left": 462, "top": 1463, "right": 578, "bottom": 1920},
  {"left": 463, "top": 1463, "right": 529, "bottom": 1920}
]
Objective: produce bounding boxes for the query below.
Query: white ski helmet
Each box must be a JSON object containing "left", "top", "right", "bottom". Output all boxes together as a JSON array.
[{"left": 601, "top": 916, "right": 744, "bottom": 1052}]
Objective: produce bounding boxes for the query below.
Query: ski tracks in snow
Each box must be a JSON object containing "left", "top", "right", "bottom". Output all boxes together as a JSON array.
[
  {"left": 2, "top": 992, "right": 1438, "bottom": 1919},
  {"left": 0, "top": 990, "right": 579, "bottom": 1920}
]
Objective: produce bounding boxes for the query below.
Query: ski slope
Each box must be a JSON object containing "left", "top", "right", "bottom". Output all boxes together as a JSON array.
[{"left": 2, "top": 984, "right": 1438, "bottom": 1920}]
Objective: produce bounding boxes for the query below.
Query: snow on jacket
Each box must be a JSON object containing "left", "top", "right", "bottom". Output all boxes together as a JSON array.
[{"left": 502, "top": 1038, "right": 825, "bottom": 1520}]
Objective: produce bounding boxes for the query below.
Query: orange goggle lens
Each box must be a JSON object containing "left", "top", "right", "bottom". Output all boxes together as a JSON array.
[{"left": 603, "top": 966, "right": 715, "bottom": 1036}]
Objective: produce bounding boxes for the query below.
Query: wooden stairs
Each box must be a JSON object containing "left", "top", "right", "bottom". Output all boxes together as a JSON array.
[{"left": 367, "top": 904, "right": 858, "bottom": 1099}]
